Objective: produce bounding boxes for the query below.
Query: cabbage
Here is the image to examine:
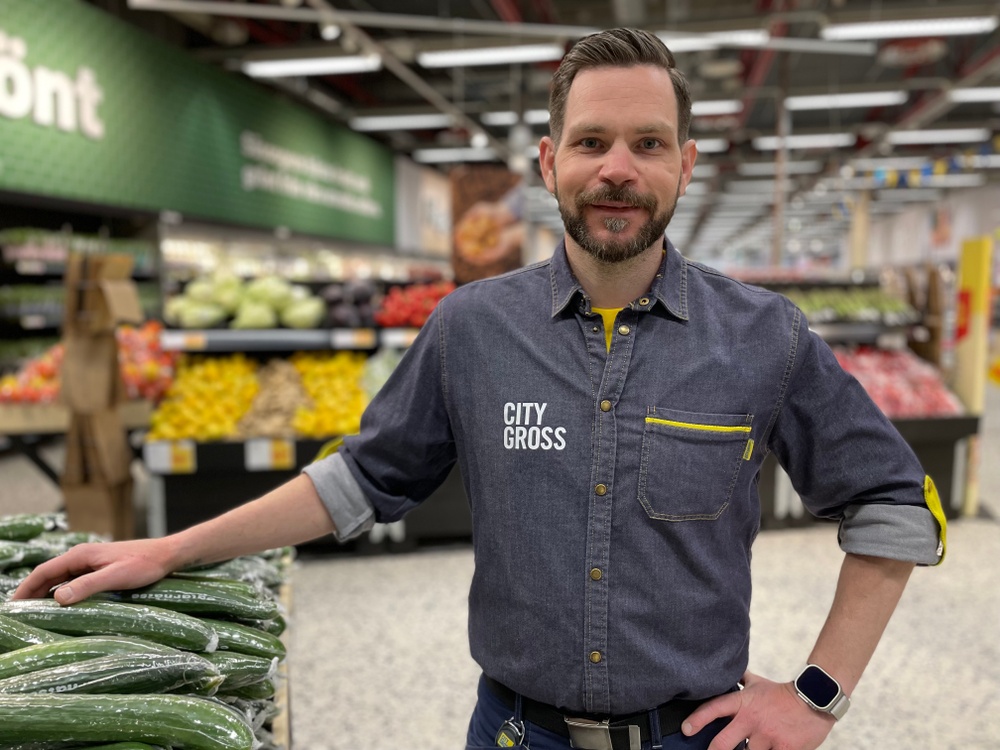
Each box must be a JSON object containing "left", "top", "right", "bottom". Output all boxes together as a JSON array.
[
  {"left": 212, "top": 283, "right": 244, "bottom": 315},
  {"left": 184, "top": 279, "right": 216, "bottom": 303},
  {"left": 245, "top": 276, "right": 294, "bottom": 311},
  {"left": 178, "top": 301, "right": 227, "bottom": 329},
  {"left": 163, "top": 296, "right": 189, "bottom": 326},
  {"left": 231, "top": 300, "right": 278, "bottom": 329},
  {"left": 280, "top": 296, "right": 325, "bottom": 329}
]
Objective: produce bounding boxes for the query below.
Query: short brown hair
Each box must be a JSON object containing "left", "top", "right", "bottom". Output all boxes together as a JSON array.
[{"left": 548, "top": 28, "right": 692, "bottom": 146}]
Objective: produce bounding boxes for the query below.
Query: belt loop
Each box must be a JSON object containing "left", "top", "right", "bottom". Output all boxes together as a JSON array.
[
  {"left": 514, "top": 693, "right": 523, "bottom": 722},
  {"left": 648, "top": 708, "right": 663, "bottom": 750}
]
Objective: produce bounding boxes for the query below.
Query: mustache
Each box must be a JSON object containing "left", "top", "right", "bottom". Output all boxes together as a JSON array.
[{"left": 575, "top": 185, "right": 657, "bottom": 212}]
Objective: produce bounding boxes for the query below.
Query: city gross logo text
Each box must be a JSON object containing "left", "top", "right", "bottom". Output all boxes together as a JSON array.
[
  {"left": 0, "top": 28, "right": 105, "bottom": 139},
  {"left": 503, "top": 402, "right": 566, "bottom": 451}
]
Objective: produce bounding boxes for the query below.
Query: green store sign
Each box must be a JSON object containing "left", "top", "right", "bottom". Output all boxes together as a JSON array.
[{"left": 0, "top": 0, "right": 395, "bottom": 245}]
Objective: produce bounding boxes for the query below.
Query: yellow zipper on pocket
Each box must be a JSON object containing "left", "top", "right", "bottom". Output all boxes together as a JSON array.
[{"left": 645, "top": 416, "right": 751, "bottom": 434}]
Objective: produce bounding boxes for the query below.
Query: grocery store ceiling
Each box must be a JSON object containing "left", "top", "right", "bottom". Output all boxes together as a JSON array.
[{"left": 88, "top": 0, "right": 1000, "bottom": 264}]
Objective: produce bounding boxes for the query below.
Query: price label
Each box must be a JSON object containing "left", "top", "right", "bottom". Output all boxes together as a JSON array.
[
  {"left": 143, "top": 440, "right": 197, "bottom": 474},
  {"left": 15, "top": 260, "right": 46, "bottom": 276},
  {"left": 160, "top": 332, "right": 207, "bottom": 351},
  {"left": 20, "top": 315, "right": 48, "bottom": 330},
  {"left": 245, "top": 438, "right": 296, "bottom": 472},
  {"left": 381, "top": 328, "right": 420, "bottom": 348},
  {"left": 331, "top": 328, "right": 377, "bottom": 349}
]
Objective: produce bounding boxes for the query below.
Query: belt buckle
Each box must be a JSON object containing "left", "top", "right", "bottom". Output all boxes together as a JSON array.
[{"left": 564, "top": 717, "right": 640, "bottom": 750}]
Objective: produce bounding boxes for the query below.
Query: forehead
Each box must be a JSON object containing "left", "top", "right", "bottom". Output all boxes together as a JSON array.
[{"left": 563, "top": 65, "right": 679, "bottom": 127}]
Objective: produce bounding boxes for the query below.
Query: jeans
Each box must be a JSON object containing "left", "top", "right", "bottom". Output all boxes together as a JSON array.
[{"left": 465, "top": 675, "right": 740, "bottom": 750}]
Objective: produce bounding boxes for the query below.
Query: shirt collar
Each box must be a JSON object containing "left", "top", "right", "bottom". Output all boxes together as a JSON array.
[{"left": 549, "top": 237, "right": 689, "bottom": 321}]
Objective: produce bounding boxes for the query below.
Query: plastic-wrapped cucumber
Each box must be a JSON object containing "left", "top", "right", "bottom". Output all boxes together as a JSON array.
[
  {"left": 91, "top": 579, "right": 278, "bottom": 621},
  {"left": 0, "top": 542, "right": 60, "bottom": 567},
  {"left": 0, "top": 693, "right": 257, "bottom": 750},
  {"left": 0, "top": 635, "right": 180, "bottom": 680},
  {"left": 220, "top": 677, "right": 276, "bottom": 701},
  {"left": 0, "top": 651, "right": 223, "bottom": 696},
  {"left": 205, "top": 653, "right": 278, "bottom": 689},
  {"left": 0, "top": 544, "right": 24, "bottom": 570},
  {"left": 175, "top": 557, "right": 284, "bottom": 588},
  {"left": 0, "top": 514, "right": 62, "bottom": 542},
  {"left": 0, "top": 601, "right": 218, "bottom": 652},
  {"left": 0, "top": 614, "right": 67, "bottom": 653},
  {"left": 201, "top": 620, "right": 284, "bottom": 660},
  {"left": 228, "top": 615, "right": 285, "bottom": 637},
  {"left": 219, "top": 698, "right": 278, "bottom": 733},
  {"left": 0, "top": 744, "right": 166, "bottom": 750}
]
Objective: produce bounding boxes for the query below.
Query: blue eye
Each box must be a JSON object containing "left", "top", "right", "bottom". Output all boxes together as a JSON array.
[
  {"left": 641, "top": 138, "right": 661, "bottom": 149},
  {"left": 580, "top": 138, "right": 600, "bottom": 149}
]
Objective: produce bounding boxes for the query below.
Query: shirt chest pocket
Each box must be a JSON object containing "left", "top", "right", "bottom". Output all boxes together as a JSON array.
[{"left": 638, "top": 407, "right": 754, "bottom": 521}]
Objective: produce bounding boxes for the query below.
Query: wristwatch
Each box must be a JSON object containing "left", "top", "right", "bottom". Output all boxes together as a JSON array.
[{"left": 793, "top": 664, "right": 851, "bottom": 720}]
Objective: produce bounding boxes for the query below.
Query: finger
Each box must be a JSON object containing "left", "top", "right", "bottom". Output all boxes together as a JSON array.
[
  {"left": 741, "top": 670, "right": 761, "bottom": 687},
  {"left": 682, "top": 691, "right": 742, "bottom": 736},
  {"left": 10, "top": 550, "right": 96, "bottom": 600},
  {"left": 706, "top": 721, "right": 753, "bottom": 750},
  {"left": 51, "top": 561, "right": 148, "bottom": 605}
]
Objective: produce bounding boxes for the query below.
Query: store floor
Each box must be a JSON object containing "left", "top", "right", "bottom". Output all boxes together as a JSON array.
[{"left": 1, "top": 385, "right": 998, "bottom": 749}]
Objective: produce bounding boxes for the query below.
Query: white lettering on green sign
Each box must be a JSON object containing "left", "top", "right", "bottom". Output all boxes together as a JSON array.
[{"left": 0, "top": 28, "right": 105, "bottom": 140}]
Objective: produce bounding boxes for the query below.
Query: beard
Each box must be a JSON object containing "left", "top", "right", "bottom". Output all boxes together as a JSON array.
[{"left": 556, "top": 179, "right": 681, "bottom": 264}]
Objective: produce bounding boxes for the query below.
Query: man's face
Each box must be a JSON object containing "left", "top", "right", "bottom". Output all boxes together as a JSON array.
[{"left": 540, "top": 65, "right": 697, "bottom": 263}]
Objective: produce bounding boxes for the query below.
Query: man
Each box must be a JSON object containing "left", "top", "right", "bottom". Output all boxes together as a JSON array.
[{"left": 16, "top": 28, "right": 944, "bottom": 750}]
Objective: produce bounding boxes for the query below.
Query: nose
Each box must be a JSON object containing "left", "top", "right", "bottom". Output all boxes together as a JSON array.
[{"left": 597, "top": 142, "right": 638, "bottom": 186}]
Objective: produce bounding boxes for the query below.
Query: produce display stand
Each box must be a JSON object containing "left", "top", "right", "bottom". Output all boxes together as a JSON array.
[
  {"left": 143, "top": 437, "right": 471, "bottom": 549},
  {"left": 758, "top": 414, "right": 980, "bottom": 529}
]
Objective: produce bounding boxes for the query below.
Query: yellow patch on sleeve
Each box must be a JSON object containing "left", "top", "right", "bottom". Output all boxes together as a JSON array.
[{"left": 924, "top": 474, "right": 947, "bottom": 564}]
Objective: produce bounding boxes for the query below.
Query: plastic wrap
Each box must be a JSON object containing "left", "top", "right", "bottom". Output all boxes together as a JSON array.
[
  {"left": 0, "top": 601, "right": 219, "bottom": 653},
  {"left": 0, "top": 693, "right": 258, "bottom": 750}
]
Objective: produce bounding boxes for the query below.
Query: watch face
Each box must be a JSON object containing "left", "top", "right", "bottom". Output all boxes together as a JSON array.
[{"left": 797, "top": 665, "right": 840, "bottom": 708}]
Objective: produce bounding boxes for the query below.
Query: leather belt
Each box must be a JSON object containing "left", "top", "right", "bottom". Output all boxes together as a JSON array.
[{"left": 484, "top": 676, "right": 705, "bottom": 750}]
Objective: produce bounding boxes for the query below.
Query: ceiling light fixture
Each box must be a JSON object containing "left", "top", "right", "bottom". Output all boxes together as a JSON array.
[
  {"left": 319, "top": 23, "right": 341, "bottom": 41},
  {"left": 657, "top": 29, "right": 769, "bottom": 53},
  {"left": 691, "top": 99, "right": 743, "bottom": 116},
  {"left": 886, "top": 128, "right": 990, "bottom": 145},
  {"left": 737, "top": 160, "right": 823, "bottom": 176},
  {"left": 417, "top": 44, "right": 564, "bottom": 68},
  {"left": 693, "top": 138, "right": 729, "bottom": 153},
  {"left": 785, "top": 90, "right": 907, "bottom": 110},
  {"left": 242, "top": 54, "right": 382, "bottom": 78},
  {"left": 948, "top": 86, "right": 1000, "bottom": 103},
  {"left": 350, "top": 113, "right": 454, "bottom": 131},
  {"left": 413, "top": 147, "right": 497, "bottom": 164},
  {"left": 821, "top": 16, "right": 998, "bottom": 40},
  {"left": 481, "top": 109, "right": 550, "bottom": 127},
  {"left": 850, "top": 156, "right": 935, "bottom": 170},
  {"left": 752, "top": 133, "right": 857, "bottom": 150}
]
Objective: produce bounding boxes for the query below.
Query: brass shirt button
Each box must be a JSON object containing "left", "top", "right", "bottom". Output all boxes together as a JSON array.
[
  {"left": 590, "top": 651, "right": 602, "bottom": 664},
  {"left": 592, "top": 326, "right": 600, "bottom": 333},
  {"left": 590, "top": 568, "right": 603, "bottom": 581},
  {"left": 639, "top": 297, "right": 650, "bottom": 306},
  {"left": 618, "top": 325, "right": 630, "bottom": 335},
  {"left": 600, "top": 400, "right": 612, "bottom": 412},
  {"left": 595, "top": 484, "right": 607, "bottom": 496}
]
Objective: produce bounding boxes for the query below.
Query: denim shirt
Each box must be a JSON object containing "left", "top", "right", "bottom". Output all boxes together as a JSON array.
[{"left": 304, "top": 239, "right": 942, "bottom": 715}]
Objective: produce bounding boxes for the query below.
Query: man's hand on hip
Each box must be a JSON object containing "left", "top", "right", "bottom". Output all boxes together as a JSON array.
[{"left": 681, "top": 671, "right": 836, "bottom": 750}]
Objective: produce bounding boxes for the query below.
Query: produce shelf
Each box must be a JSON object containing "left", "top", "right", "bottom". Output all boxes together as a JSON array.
[
  {"left": 0, "top": 400, "right": 152, "bottom": 436},
  {"left": 809, "top": 322, "right": 912, "bottom": 344},
  {"left": 160, "top": 327, "right": 419, "bottom": 352}
]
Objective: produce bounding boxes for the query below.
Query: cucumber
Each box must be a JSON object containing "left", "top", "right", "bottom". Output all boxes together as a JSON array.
[
  {"left": 0, "top": 601, "right": 218, "bottom": 653},
  {"left": 231, "top": 615, "right": 285, "bottom": 637},
  {"left": 92, "top": 579, "right": 279, "bottom": 621},
  {"left": 201, "top": 619, "right": 284, "bottom": 660},
  {"left": 204, "top": 653, "right": 278, "bottom": 689},
  {"left": 0, "top": 693, "right": 256, "bottom": 750},
  {"left": 0, "top": 514, "right": 57, "bottom": 542},
  {"left": 0, "top": 635, "right": 180, "bottom": 680},
  {"left": 175, "top": 557, "right": 284, "bottom": 588},
  {"left": 0, "top": 651, "right": 223, "bottom": 696},
  {"left": 0, "top": 542, "right": 60, "bottom": 567},
  {"left": 0, "top": 614, "right": 67, "bottom": 652},
  {"left": 220, "top": 677, "right": 276, "bottom": 701},
  {"left": 0, "top": 544, "right": 24, "bottom": 570}
]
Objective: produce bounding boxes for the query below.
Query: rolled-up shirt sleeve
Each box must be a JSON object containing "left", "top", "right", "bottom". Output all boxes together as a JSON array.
[
  {"left": 767, "top": 312, "right": 944, "bottom": 565},
  {"left": 304, "top": 305, "right": 457, "bottom": 535}
]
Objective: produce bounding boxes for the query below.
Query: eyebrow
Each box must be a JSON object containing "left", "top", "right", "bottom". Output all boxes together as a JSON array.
[{"left": 567, "top": 122, "right": 676, "bottom": 137}]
